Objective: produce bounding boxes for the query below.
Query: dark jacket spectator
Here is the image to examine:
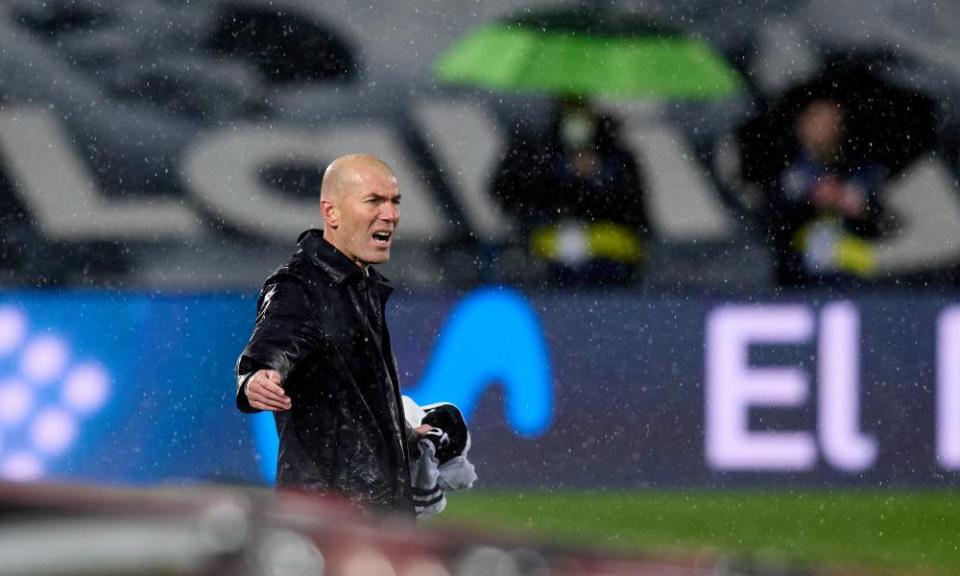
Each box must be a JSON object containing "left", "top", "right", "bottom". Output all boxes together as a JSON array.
[
  {"left": 492, "top": 98, "right": 651, "bottom": 287},
  {"left": 767, "top": 98, "right": 888, "bottom": 286}
]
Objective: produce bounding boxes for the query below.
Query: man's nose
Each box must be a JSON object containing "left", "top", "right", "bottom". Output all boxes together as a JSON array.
[{"left": 381, "top": 202, "right": 399, "bottom": 222}]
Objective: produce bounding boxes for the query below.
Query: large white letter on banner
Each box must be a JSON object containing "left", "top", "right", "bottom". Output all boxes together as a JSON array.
[{"left": 706, "top": 305, "right": 816, "bottom": 471}]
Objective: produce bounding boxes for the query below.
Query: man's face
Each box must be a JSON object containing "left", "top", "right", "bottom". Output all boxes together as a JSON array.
[
  {"left": 333, "top": 168, "right": 400, "bottom": 265},
  {"left": 797, "top": 100, "right": 844, "bottom": 158}
]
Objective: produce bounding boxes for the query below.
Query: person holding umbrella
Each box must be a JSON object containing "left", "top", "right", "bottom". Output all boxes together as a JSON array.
[
  {"left": 491, "top": 96, "right": 651, "bottom": 286},
  {"left": 736, "top": 54, "right": 939, "bottom": 287},
  {"left": 768, "top": 97, "right": 890, "bottom": 286},
  {"left": 436, "top": 6, "right": 742, "bottom": 286}
]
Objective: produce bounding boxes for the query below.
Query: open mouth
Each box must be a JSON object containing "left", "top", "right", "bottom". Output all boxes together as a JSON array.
[{"left": 372, "top": 231, "right": 392, "bottom": 247}]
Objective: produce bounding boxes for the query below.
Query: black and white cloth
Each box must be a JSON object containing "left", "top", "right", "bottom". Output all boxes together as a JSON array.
[{"left": 402, "top": 396, "right": 477, "bottom": 519}]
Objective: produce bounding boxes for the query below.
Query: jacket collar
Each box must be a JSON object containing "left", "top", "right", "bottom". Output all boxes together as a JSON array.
[{"left": 297, "top": 229, "right": 393, "bottom": 290}]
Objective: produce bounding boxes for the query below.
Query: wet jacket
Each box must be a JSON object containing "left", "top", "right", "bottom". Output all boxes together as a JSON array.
[{"left": 236, "top": 229, "right": 414, "bottom": 514}]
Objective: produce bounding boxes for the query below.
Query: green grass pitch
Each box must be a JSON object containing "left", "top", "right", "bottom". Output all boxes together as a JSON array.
[{"left": 434, "top": 489, "right": 960, "bottom": 575}]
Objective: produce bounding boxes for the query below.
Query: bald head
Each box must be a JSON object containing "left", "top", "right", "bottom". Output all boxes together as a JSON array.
[
  {"left": 319, "top": 154, "right": 401, "bottom": 266},
  {"left": 320, "top": 154, "right": 396, "bottom": 203}
]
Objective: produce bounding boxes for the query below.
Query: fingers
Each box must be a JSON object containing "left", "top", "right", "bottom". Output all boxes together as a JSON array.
[
  {"left": 249, "top": 397, "right": 289, "bottom": 411},
  {"left": 260, "top": 379, "right": 287, "bottom": 399},
  {"left": 245, "top": 369, "right": 292, "bottom": 411}
]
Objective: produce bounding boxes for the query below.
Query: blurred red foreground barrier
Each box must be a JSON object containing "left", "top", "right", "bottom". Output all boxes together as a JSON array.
[{"left": 0, "top": 482, "right": 867, "bottom": 576}]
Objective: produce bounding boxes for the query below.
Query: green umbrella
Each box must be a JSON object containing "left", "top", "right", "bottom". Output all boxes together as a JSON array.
[{"left": 435, "top": 8, "right": 741, "bottom": 100}]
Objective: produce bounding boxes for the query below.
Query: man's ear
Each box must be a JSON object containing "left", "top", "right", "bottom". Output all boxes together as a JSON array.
[{"left": 320, "top": 198, "right": 339, "bottom": 228}]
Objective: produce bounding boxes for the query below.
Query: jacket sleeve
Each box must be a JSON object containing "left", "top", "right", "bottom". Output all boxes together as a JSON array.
[{"left": 235, "top": 274, "right": 323, "bottom": 412}]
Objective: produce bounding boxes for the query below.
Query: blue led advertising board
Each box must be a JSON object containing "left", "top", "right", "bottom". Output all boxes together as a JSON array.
[{"left": 0, "top": 288, "right": 958, "bottom": 488}]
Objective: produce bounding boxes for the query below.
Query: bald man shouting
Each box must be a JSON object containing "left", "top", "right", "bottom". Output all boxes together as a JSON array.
[{"left": 235, "top": 154, "right": 417, "bottom": 514}]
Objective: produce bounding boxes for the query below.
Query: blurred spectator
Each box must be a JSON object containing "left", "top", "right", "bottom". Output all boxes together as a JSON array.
[
  {"left": 491, "top": 97, "right": 651, "bottom": 287},
  {"left": 766, "top": 98, "right": 889, "bottom": 286}
]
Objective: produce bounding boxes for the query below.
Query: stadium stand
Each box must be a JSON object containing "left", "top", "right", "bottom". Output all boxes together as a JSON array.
[{"left": 1, "top": 0, "right": 956, "bottom": 291}]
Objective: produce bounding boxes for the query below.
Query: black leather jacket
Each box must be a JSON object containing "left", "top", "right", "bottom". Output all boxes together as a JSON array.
[{"left": 236, "top": 230, "right": 414, "bottom": 514}]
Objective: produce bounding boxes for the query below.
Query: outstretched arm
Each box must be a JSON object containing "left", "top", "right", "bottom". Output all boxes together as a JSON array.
[{"left": 235, "top": 274, "right": 321, "bottom": 413}]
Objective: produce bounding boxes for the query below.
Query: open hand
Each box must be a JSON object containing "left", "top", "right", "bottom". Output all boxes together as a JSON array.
[{"left": 245, "top": 369, "right": 292, "bottom": 411}]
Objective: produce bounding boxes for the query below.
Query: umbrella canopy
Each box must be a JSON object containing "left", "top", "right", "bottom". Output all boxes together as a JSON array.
[
  {"left": 434, "top": 7, "right": 742, "bottom": 100},
  {"left": 737, "top": 51, "right": 939, "bottom": 190}
]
